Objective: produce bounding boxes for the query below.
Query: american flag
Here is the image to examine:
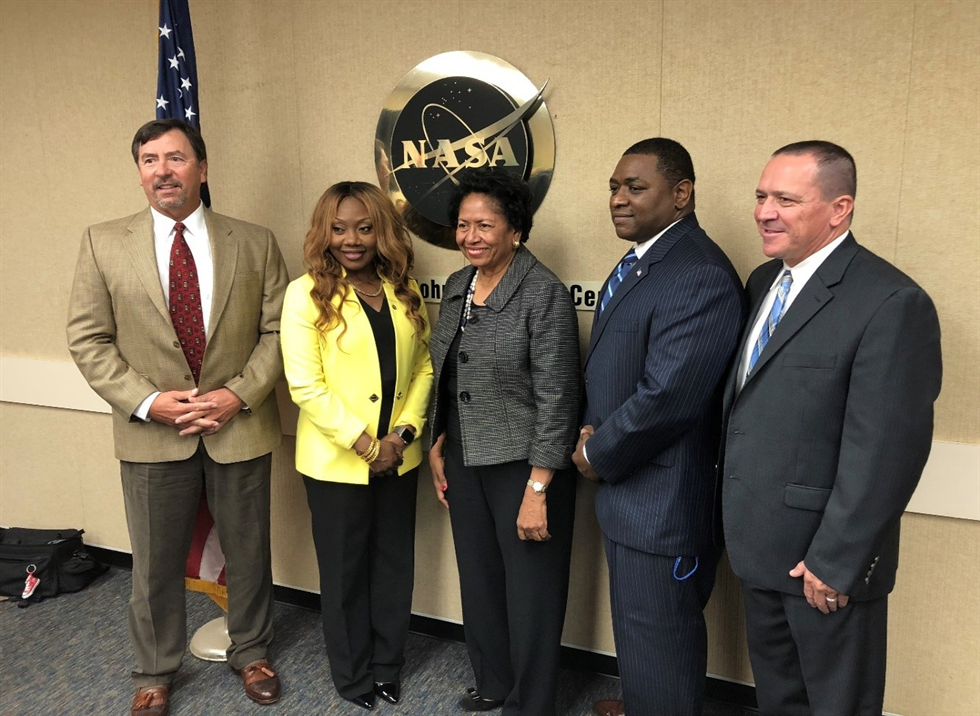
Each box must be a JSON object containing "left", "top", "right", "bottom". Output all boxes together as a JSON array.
[
  {"left": 157, "top": 0, "right": 224, "bottom": 598},
  {"left": 156, "top": 0, "right": 210, "bottom": 206},
  {"left": 185, "top": 494, "right": 227, "bottom": 599}
]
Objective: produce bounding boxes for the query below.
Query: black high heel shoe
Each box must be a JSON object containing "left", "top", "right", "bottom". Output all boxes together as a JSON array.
[
  {"left": 346, "top": 690, "right": 375, "bottom": 710},
  {"left": 374, "top": 681, "right": 400, "bottom": 704}
]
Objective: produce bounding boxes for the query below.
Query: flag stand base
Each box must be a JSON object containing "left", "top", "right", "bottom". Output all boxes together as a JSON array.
[{"left": 189, "top": 615, "right": 231, "bottom": 661}]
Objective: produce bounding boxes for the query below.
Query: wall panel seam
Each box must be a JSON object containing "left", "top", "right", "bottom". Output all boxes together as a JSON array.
[{"left": 894, "top": 1, "right": 919, "bottom": 265}]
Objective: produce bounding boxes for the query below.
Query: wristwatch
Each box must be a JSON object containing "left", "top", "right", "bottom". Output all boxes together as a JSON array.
[
  {"left": 526, "top": 479, "right": 548, "bottom": 494},
  {"left": 394, "top": 425, "right": 416, "bottom": 446}
]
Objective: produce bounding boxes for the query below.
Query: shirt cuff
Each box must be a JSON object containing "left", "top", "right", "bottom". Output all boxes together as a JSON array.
[{"left": 134, "top": 392, "right": 160, "bottom": 422}]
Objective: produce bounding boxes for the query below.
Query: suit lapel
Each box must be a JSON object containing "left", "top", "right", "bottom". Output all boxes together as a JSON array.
[
  {"left": 206, "top": 210, "right": 240, "bottom": 339},
  {"left": 124, "top": 209, "right": 171, "bottom": 323},
  {"left": 442, "top": 266, "right": 474, "bottom": 328},
  {"left": 725, "top": 260, "right": 781, "bottom": 408},
  {"left": 741, "top": 235, "right": 859, "bottom": 387},
  {"left": 586, "top": 215, "right": 695, "bottom": 366},
  {"left": 485, "top": 245, "right": 536, "bottom": 311},
  {"left": 586, "top": 251, "right": 649, "bottom": 361}
]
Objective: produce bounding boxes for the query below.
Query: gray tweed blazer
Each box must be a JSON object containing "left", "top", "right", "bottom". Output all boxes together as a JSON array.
[{"left": 428, "top": 246, "right": 580, "bottom": 468}]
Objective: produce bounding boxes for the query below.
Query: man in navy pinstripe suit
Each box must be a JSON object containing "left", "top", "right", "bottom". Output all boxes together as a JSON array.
[{"left": 573, "top": 138, "right": 745, "bottom": 716}]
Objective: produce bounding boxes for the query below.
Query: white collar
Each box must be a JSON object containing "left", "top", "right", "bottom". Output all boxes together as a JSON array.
[
  {"left": 150, "top": 202, "right": 206, "bottom": 237},
  {"left": 633, "top": 217, "right": 683, "bottom": 259},
  {"left": 772, "top": 229, "right": 850, "bottom": 288}
]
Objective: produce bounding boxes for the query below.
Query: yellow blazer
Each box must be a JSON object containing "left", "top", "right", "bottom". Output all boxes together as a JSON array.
[{"left": 281, "top": 272, "right": 433, "bottom": 484}]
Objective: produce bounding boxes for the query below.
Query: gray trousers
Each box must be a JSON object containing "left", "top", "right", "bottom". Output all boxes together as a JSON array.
[
  {"left": 742, "top": 582, "right": 888, "bottom": 716},
  {"left": 121, "top": 442, "right": 274, "bottom": 687}
]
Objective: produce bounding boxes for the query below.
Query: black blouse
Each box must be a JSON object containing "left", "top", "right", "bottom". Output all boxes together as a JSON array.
[{"left": 358, "top": 294, "right": 397, "bottom": 436}]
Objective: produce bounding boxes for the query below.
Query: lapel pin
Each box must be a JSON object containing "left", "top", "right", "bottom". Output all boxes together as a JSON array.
[{"left": 636, "top": 269, "right": 643, "bottom": 276}]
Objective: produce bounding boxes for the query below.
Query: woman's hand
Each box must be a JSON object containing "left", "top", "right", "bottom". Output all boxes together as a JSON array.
[
  {"left": 517, "top": 488, "right": 550, "bottom": 541},
  {"left": 517, "top": 468, "right": 554, "bottom": 541},
  {"left": 370, "top": 436, "right": 404, "bottom": 474},
  {"left": 429, "top": 433, "right": 449, "bottom": 508}
]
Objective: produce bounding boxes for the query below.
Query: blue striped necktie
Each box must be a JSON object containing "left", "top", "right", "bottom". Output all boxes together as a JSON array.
[
  {"left": 599, "top": 249, "right": 638, "bottom": 314},
  {"left": 747, "top": 269, "right": 793, "bottom": 373}
]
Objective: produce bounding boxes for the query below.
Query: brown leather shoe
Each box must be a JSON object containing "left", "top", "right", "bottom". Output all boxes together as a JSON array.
[
  {"left": 131, "top": 685, "right": 170, "bottom": 716},
  {"left": 235, "top": 659, "right": 281, "bottom": 704},
  {"left": 593, "top": 699, "right": 626, "bottom": 716}
]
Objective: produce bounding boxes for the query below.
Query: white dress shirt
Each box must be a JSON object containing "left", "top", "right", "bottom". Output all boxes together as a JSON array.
[
  {"left": 634, "top": 218, "right": 682, "bottom": 260},
  {"left": 737, "top": 230, "right": 850, "bottom": 389},
  {"left": 134, "top": 203, "right": 214, "bottom": 420}
]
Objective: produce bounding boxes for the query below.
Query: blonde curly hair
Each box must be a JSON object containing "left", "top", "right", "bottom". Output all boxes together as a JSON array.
[{"left": 303, "top": 181, "right": 425, "bottom": 342}]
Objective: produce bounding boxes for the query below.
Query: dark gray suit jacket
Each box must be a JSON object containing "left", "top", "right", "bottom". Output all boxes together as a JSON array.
[
  {"left": 584, "top": 213, "right": 745, "bottom": 556},
  {"left": 722, "top": 234, "right": 942, "bottom": 599},
  {"left": 428, "top": 246, "right": 580, "bottom": 468}
]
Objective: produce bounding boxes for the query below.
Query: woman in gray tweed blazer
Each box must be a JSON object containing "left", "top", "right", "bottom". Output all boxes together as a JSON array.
[{"left": 427, "top": 168, "right": 581, "bottom": 716}]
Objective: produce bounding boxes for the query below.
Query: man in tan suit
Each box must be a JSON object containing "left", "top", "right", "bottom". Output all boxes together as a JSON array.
[{"left": 67, "top": 119, "right": 288, "bottom": 716}]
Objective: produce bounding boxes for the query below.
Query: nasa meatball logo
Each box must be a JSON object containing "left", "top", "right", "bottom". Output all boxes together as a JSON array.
[
  {"left": 390, "top": 77, "right": 530, "bottom": 227},
  {"left": 376, "top": 52, "right": 555, "bottom": 249}
]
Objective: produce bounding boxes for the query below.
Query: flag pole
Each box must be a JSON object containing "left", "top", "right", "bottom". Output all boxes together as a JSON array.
[
  {"left": 158, "top": 0, "right": 227, "bottom": 660},
  {"left": 189, "top": 614, "right": 232, "bottom": 661}
]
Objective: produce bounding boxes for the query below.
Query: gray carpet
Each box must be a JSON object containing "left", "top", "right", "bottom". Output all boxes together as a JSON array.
[{"left": 0, "top": 568, "right": 755, "bottom": 715}]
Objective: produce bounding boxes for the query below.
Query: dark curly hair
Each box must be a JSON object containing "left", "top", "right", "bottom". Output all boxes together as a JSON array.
[{"left": 447, "top": 167, "right": 533, "bottom": 243}]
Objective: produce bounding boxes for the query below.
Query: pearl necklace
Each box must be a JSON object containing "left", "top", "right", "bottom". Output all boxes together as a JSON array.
[{"left": 461, "top": 270, "right": 479, "bottom": 331}]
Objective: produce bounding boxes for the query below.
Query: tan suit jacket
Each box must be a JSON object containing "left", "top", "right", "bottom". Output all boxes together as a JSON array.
[{"left": 67, "top": 207, "right": 288, "bottom": 464}]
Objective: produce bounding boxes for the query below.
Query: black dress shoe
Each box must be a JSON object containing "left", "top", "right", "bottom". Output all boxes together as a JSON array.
[
  {"left": 374, "top": 681, "right": 400, "bottom": 704},
  {"left": 458, "top": 687, "right": 504, "bottom": 712},
  {"left": 346, "top": 691, "right": 375, "bottom": 710}
]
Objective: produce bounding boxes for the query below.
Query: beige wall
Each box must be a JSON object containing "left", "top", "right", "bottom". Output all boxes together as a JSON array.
[{"left": 1, "top": 1, "right": 977, "bottom": 714}]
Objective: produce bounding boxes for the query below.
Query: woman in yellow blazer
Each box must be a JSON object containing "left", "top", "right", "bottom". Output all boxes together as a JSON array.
[{"left": 281, "top": 181, "right": 432, "bottom": 711}]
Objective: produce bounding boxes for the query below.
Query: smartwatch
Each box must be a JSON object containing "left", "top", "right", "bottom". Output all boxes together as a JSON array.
[{"left": 394, "top": 425, "right": 416, "bottom": 446}]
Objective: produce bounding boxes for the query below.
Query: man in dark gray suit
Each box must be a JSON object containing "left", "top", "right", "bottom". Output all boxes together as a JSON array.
[
  {"left": 573, "top": 138, "right": 745, "bottom": 716},
  {"left": 722, "top": 141, "right": 942, "bottom": 716}
]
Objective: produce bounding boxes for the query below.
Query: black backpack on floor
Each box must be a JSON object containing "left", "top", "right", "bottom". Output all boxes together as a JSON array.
[{"left": 0, "top": 527, "right": 107, "bottom": 606}]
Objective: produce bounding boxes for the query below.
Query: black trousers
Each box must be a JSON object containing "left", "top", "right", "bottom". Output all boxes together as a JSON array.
[
  {"left": 303, "top": 469, "right": 418, "bottom": 699},
  {"left": 444, "top": 438, "right": 575, "bottom": 716},
  {"left": 741, "top": 582, "right": 888, "bottom": 716},
  {"left": 605, "top": 539, "right": 719, "bottom": 716}
]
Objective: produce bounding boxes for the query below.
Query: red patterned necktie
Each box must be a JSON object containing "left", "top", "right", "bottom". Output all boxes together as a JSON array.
[{"left": 169, "top": 221, "right": 206, "bottom": 383}]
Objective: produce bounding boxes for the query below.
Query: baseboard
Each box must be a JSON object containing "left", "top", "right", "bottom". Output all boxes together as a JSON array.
[
  {"left": 90, "top": 545, "right": 134, "bottom": 570},
  {"left": 705, "top": 678, "right": 758, "bottom": 709},
  {"left": 87, "top": 546, "right": 758, "bottom": 710}
]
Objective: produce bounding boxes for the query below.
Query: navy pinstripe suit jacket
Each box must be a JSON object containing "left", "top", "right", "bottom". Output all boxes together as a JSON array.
[{"left": 584, "top": 213, "right": 746, "bottom": 556}]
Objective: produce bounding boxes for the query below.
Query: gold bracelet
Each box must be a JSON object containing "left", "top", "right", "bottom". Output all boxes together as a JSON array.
[
  {"left": 357, "top": 438, "right": 380, "bottom": 464},
  {"left": 356, "top": 437, "right": 376, "bottom": 458},
  {"left": 359, "top": 439, "right": 376, "bottom": 463},
  {"left": 367, "top": 439, "right": 380, "bottom": 464}
]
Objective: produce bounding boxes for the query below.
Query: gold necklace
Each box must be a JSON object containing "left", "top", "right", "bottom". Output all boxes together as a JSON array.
[{"left": 350, "top": 277, "right": 383, "bottom": 297}]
